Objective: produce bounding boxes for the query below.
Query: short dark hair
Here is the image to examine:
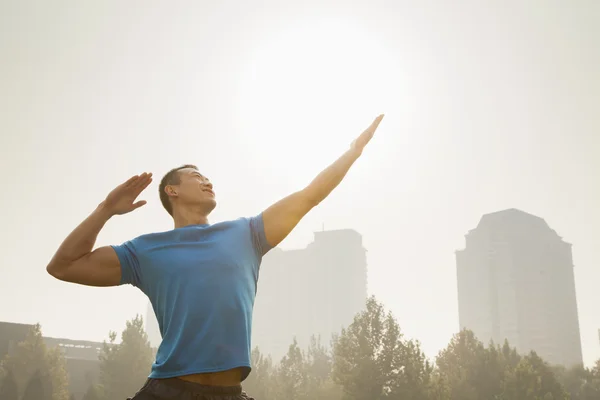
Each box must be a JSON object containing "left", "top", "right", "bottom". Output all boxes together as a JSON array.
[{"left": 159, "top": 164, "right": 198, "bottom": 216}]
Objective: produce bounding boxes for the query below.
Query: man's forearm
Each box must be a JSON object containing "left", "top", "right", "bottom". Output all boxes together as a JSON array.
[
  {"left": 303, "top": 148, "right": 361, "bottom": 205},
  {"left": 261, "top": 117, "right": 380, "bottom": 247},
  {"left": 47, "top": 203, "right": 113, "bottom": 272}
]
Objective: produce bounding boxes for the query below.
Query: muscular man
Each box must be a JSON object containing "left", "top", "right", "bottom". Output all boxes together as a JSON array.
[{"left": 46, "top": 115, "right": 384, "bottom": 400}]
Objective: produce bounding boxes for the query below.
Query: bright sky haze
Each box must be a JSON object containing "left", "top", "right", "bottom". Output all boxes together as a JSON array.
[{"left": 1, "top": 1, "right": 599, "bottom": 366}]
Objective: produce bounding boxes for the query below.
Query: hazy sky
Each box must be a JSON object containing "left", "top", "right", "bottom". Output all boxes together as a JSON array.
[{"left": 1, "top": 1, "right": 599, "bottom": 366}]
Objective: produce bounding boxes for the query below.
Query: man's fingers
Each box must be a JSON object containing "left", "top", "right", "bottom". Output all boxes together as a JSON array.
[
  {"left": 134, "top": 172, "right": 153, "bottom": 189},
  {"left": 124, "top": 175, "right": 140, "bottom": 187},
  {"left": 124, "top": 172, "right": 152, "bottom": 188},
  {"left": 370, "top": 114, "right": 385, "bottom": 131},
  {"left": 361, "top": 114, "right": 384, "bottom": 137},
  {"left": 132, "top": 200, "right": 147, "bottom": 210}
]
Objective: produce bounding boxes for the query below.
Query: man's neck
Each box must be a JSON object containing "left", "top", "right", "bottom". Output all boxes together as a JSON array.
[{"left": 173, "top": 208, "right": 210, "bottom": 229}]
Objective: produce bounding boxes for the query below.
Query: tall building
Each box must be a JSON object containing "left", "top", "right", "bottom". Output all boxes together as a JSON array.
[
  {"left": 252, "top": 229, "right": 368, "bottom": 360},
  {"left": 456, "top": 209, "right": 583, "bottom": 367}
]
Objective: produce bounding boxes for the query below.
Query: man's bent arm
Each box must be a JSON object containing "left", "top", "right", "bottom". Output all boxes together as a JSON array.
[
  {"left": 46, "top": 172, "right": 152, "bottom": 287},
  {"left": 46, "top": 203, "right": 122, "bottom": 287}
]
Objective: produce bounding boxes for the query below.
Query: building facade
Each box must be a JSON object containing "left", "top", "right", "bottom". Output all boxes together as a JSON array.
[
  {"left": 0, "top": 321, "right": 31, "bottom": 361},
  {"left": 44, "top": 337, "right": 104, "bottom": 399},
  {"left": 252, "top": 229, "right": 368, "bottom": 361},
  {"left": 456, "top": 209, "right": 583, "bottom": 367}
]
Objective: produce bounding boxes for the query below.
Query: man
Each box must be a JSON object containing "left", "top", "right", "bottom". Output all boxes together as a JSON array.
[{"left": 46, "top": 114, "right": 384, "bottom": 400}]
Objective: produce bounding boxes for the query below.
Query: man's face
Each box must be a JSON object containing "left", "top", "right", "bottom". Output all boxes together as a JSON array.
[{"left": 173, "top": 168, "right": 216, "bottom": 212}]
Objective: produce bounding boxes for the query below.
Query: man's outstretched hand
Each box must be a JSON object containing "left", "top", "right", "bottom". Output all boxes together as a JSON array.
[
  {"left": 351, "top": 114, "right": 385, "bottom": 155},
  {"left": 102, "top": 172, "right": 153, "bottom": 216}
]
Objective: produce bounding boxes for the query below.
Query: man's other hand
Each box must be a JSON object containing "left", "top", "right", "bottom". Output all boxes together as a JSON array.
[
  {"left": 102, "top": 172, "right": 153, "bottom": 216},
  {"left": 350, "top": 114, "right": 384, "bottom": 155}
]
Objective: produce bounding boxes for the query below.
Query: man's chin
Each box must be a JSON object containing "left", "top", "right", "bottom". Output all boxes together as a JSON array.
[{"left": 204, "top": 199, "right": 217, "bottom": 213}]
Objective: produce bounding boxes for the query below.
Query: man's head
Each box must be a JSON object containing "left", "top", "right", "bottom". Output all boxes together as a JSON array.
[{"left": 159, "top": 165, "right": 217, "bottom": 217}]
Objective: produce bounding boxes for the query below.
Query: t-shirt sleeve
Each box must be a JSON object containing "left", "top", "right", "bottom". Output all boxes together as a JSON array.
[
  {"left": 111, "top": 240, "right": 142, "bottom": 287},
  {"left": 249, "top": 213, "right": 273, "bottom": 257}
]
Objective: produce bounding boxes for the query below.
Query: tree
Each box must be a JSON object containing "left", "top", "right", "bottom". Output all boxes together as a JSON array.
[
  {"left": 553, "top": 364, "right": 597, "bottom": 400},
  {"left": 98, "top": 315, "right": 154, "bottom": 400},
  {"left": 243, "top": 347, "right": 276, "bottom": 400},
  {"left": 332, "top": 296, "right": 431, "bottom": 400},
  {"left": 45, "top": 345, "right": 70, "bottom": 400},
  {"left": 304, "top": 336, "right": 330, "bottom": 388},
  {"left": 82, "top": 384, "right": 103, "bottom": 400},
  {"left": 0, "top": 369, "right": 19, "bottom": 400},
  {"left": 303, "top": 335, "right": 343, "bottom": 400},
  {"left": 244, "top": 339, "right": 342, "bottom": 400},
  {"left": 21, "top": 369, "right": 47, "bottom": 400},
  {"left": 390, "top": 338, "right": 433, "bottom": 399},
  {"left": 502, "top": 352, "right": 568, "bottom": 400},
  {"left": 590, "top": 359, "right": 600, "bottom": 397},
  {"left": 428, "top": 371, "right": 452, "bottom": 400},
  {"left": 276, "top": 338, "right": 308, "bottom": 400},
  {"left": 0, "top": 324, "right": 69, "bottom": 400},
  {"left": 557, "top": 360, "right": 600, "bottom": 400},
  {"left": 435, "top": 330, "right": 508, "bottom": 400}
]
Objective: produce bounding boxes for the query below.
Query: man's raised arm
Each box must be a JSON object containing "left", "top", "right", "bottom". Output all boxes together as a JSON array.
[
  {"left": 46, "top": 173, "right": 152, "bottom": 286},
  {"left": 262, "top": 115, "right": 384, "bottom": 248}
]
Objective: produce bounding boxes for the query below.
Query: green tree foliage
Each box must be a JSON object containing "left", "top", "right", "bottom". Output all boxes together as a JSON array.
[
  {"left": 553, "top": 362, "right": 600, "bottom": 400},
  {"left": 332, "top": 296, "right": 432, "bottom": 400},
  {"left": 45, "top": 346, "right": 70, "bottom": 400},
  {"left": 82, "top": 384, "right": 103, "bottom": 400},
  {"left": 0, "top": 324, "right": 70, "bottom": 400},
  {"left": 304, "top": 335, "right": 342, "bottom": 400},
  {"left": 435, "top": 330, "right": 574, "bottom": 400},
  {"left": 0, "top": 369, "right": 19, "bottom": 400},
  {"left": 276, "top": 338, "right": 308, "bottom": 400},
  {"left": 502, "top": 352, "right": 568, "bottom": 399},
  {"left": 98, "top": 315, "right": 153, "bottom": 400},
  {"left": 21, "top": 369, "right": 47, "bottom": 400},
  {"left": 244, "top": 338, "right": 342, "bottom": 400},
  {"left": 435, "top": 330, "right": 507, "bottom": 399},
  {"left": 243, "top": 347, "right": 276, "bottom": 400},
  {"left": 6, "top": 303, "right": 593, "bottom": 400}
]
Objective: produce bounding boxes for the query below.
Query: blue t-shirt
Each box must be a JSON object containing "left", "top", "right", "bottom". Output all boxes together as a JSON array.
[{"left": 111, "top": 214, "right": 272, "bottom": 380}]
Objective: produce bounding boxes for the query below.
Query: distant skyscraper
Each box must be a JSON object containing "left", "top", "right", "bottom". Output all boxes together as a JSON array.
[
  {"left": 253, "top": 229, "right": 368, "bottom": 361},
  {"left": 456, "top": 209, "right": 583, "bottom": 367},
  {"left": 145, "top": 301, "right": 161, "bottom": 349}
]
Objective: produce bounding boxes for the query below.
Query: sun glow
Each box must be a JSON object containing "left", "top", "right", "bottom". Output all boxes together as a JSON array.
[{"left": 234, "top": 16, "right": 404, "bottom": 166}]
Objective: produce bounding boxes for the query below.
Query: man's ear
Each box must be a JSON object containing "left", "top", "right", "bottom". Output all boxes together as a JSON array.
[{"left": 165, "top": 185, "right": 178, "bottom": 197}]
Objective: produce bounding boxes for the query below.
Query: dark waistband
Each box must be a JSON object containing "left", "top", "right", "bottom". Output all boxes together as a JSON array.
[{"left": 150, "top": 377, "right": 242, "bottom": 395}]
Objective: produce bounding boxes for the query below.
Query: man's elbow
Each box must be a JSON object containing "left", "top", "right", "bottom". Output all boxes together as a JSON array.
[
  {"left": 46, "top": 263, "right": 60, "bottom": 278},
  {"left": 46, "top": 261, "right": 68, "bottom": 280}
]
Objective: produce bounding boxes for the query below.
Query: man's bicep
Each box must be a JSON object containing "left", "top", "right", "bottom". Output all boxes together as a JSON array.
[
  {"left": 57, "top": 246, "right": 123, "bottom": 287},
  {"left": 261, "top": 190, "right": 316, "bottom": 248}
]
